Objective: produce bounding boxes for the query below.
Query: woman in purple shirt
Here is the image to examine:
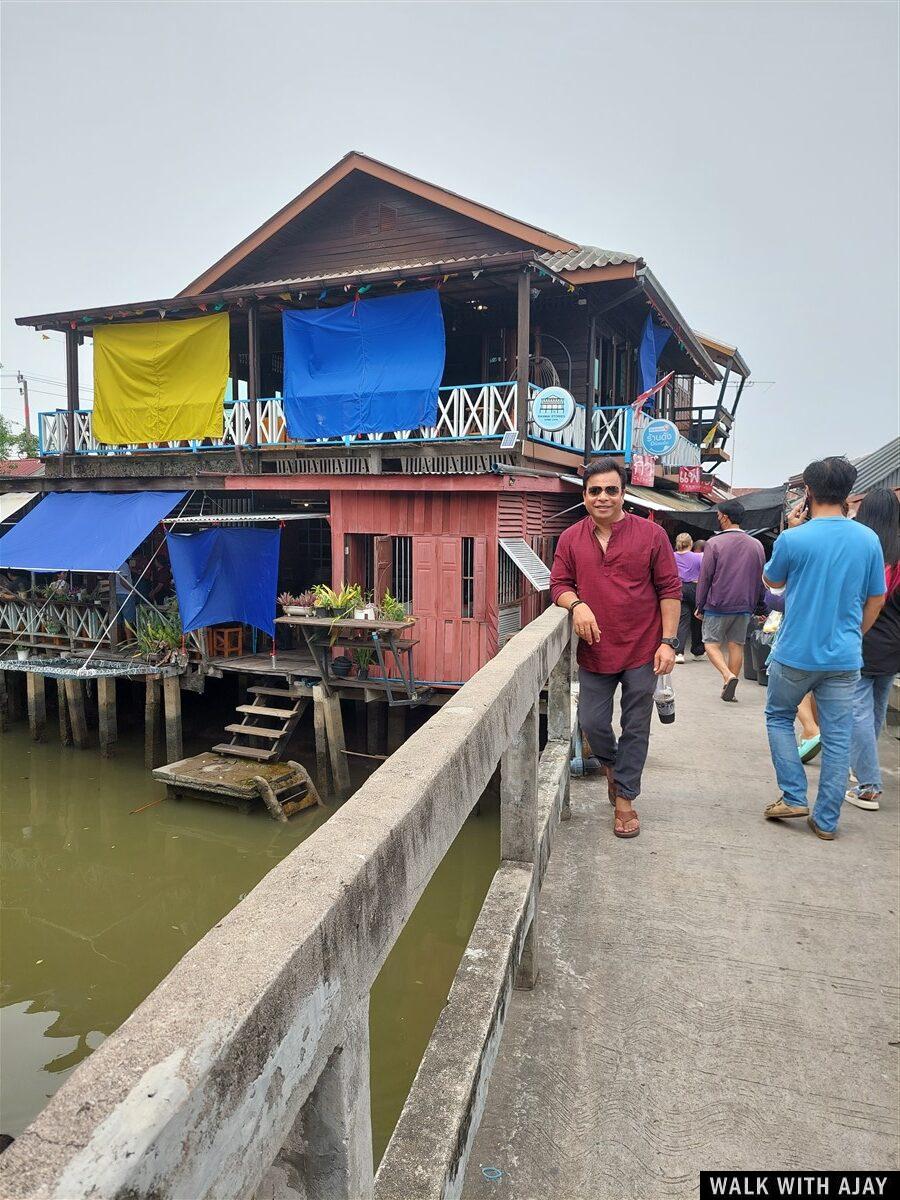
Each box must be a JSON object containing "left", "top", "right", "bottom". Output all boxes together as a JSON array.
[{"left": 675, "top": 533, "right": 704, "bottom": 662}]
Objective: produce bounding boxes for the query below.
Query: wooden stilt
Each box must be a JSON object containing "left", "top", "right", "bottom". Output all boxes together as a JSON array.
[
  {"left": 145, "top": 677, "right": 162, "bottom": 769},
  {"left": 367, "top": 701, "right": 386, "bottom": 757},
  {"left": 56, "top": 677, "right": 72, "bottom": 745},
  {"left": 387, "top": 705, "right": 406, "bottom": 754},
  {"left": 26, "top": 671, "right": 47, "bottom": 742},
  {"left": 322, "top": 692, "right": 351, "bottom": 796},
  {"left": 162, "top": 676, "right": 183, "bottom": 764},
  {"left": 253, "top": 774, "right": 289, "bottom": 823},
  {"left": 312, "top": 685, "right": 331, "bottom": 794},
  {"left": 6, "top": 670, "right": 24, "bottom": 722},
  {"left": 64, "top": 677, "right": 89, "bottom": 749},
  {"left": 97, "top": 676, "right": 117, "bottom": 758},
  {"left": 0, "top": 670, "right": 8, "bottom": 733}
]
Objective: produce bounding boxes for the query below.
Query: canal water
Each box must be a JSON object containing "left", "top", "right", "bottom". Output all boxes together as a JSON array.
[{"left": 0, "top": 704, "right": 499, "bottom": 1165}]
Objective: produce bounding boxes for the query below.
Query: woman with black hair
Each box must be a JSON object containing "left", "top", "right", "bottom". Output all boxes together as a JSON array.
[{"left": 846, "top": 488, "right": 900, "bottom": 811}]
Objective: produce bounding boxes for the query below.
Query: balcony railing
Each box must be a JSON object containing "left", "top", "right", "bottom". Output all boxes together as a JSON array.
[{"left": 37, "top": 383, "right": 701, "bottom": 466}]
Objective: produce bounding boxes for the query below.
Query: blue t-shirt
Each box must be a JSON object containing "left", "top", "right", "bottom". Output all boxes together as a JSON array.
[{"left": 765, "top": 517, "right": 885, "bottom": 671}]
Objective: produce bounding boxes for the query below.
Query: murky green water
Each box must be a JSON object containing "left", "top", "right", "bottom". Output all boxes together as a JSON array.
[{"left": 0, "top": 711, "right": 499, "bottom": 1166}]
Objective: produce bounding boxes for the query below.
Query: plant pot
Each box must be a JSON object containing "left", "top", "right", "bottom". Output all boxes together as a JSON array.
[
  {"left": 283, "top": 605, "right": 312, "bottom": 617},
  {"left": 16, "top": 648, "right": 29, "bottom": 661},
  {"left": 331, "top": 655, "right": 353, "bottom": 678},
  {"left": 356, "top": 665, "right": 370, "bottom": 680}
]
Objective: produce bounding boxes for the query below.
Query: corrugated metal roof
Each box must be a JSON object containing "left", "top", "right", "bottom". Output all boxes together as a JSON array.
[
  {"left": 625, "top": 487, "right": 713, "bottom": 513},
  {"left": 851, "top": 436, "right": 900, "bottom": 495},
  {"left": 243, "top": 252, "right": 519, "bottom": 290},
  {"left": 499, "top": 538, "right": 552, "bottom": 592},
  {"left": 537, "top": 246, "right": 640, "bottom": 273}
]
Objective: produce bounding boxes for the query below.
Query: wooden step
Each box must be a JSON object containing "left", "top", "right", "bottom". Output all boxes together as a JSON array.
[
  {"left": 224, "top": 724, "right": 284, "bottom": 739},
  {"left": 237, "top": 704, "right": 297, "bottom": 719},
  {"left": 248, "top": 686, "right": 295, "bottom": 699},
  {"left": 212, "top": 743, "right": 277, "bottom": 761}
]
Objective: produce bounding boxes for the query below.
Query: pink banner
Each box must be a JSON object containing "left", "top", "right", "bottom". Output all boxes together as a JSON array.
[
  {"left": 679, "top": 466, "right": 712, "bottom": 494},
  {"left": 631, "top": 454, "right": 656, "bottom": 487}
]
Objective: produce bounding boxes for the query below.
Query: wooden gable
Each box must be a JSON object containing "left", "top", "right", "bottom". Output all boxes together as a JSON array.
[{"left": 211, "top": 172, "right": 539, "bottom": 290}]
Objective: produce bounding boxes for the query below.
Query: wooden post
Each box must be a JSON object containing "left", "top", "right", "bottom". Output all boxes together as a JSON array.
[
  {"left": 321, "top": 690, "right": 351, "bottom": 797},
  {"left": 65, "top": 329, "right": 80, "bottom": 457},
  {"left": 64, "top": 677, "right": 89, "bottom": 749},
  {"left": 516, "top": 269, "right": 532, "bottom": 453},
  {"left": 0, "top": 670, "right": 8, "bottom": 733},
  {"left": 56, "top": 677, "right": 72, "bottom": 745},
  {"left": 313, "top": 685, "right": 331, "bottom": 794},
  {"left": 26, "top": 672, "right": 46, "bottom": 742},
  {"left": 367, "top": 701, "right": 386, "bottom": 757},
  {"left": 387, "top": 705, "right": 406, "bottom": 754},
  {"left": 584, "top": 314, "right": 597, "bottom": 465},
  {"left": 500, "top": 699, "right": 540, "bottom": 988},
  {"left": 6, "top": 670, "right": 24, "bottom": 722},
  {"left": 247, "top": 302, "right": 260, "bottom": 448},
  {"left": 145, "top": 676, "right": 162, "bottom": 768},
  {"left": 162, "top": 676, "right": 182, "bottom": 764},
  {"left": 97, "top": 676, "right": 117, "bottom": 758},
  {"left": 106, "top": 573, "right": 119, "bottom": 650}
]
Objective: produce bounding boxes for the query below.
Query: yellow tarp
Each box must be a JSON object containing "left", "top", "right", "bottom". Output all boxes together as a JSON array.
[{"left": 93, "top": 313, "right": 228, "bottom": 445}]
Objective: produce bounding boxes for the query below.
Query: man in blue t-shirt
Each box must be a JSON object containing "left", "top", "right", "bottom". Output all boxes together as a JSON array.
[{"left": 762, "top": 457, "right": 885, "bottom": 839}]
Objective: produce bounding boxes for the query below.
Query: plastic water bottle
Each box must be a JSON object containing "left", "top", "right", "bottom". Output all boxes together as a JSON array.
[{"left": 654, "top": 674, "right": 675, "bottom": 724}]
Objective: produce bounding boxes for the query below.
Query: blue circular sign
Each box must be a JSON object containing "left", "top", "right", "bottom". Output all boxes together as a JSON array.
[
  {"left": 531, "top": 386, "right": 576, "bottom": 433},
  {"left": 641, "top": 418, "right": 679, "bottom": 456}
]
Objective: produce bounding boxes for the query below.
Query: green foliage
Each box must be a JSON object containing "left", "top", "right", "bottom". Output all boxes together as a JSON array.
[
  {"left": 312, "top": 582, "right": 362, "bottom": 614},
  {"left": 378, "top": 590, "right": 407, "bottom": 621},
  {"left": 126, "top": 599, "right": 182, "bottom": 660},
  {"left": 352, "top": 645, "right": 374, "bottom": 668},
  {"left": 0, "top": 415, "right": 37, "bottom": 460}
]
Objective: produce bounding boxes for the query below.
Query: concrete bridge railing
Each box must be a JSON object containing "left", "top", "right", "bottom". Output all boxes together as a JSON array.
[{"left": 0, "top": 605, "right": 574, "bottom": 1200}]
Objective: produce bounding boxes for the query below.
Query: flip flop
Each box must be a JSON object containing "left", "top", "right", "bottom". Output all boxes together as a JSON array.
[
  {"left": 614, "top": 807, "right": 640, "bottom": 838},
  {"left": 721, "top": 677, "right": 738, "bottom": 702}
]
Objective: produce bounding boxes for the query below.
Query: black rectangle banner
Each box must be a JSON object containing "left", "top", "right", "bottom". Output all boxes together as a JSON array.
[{"left": 700, "top": 1172, "right": 896, "bottom": 1199}]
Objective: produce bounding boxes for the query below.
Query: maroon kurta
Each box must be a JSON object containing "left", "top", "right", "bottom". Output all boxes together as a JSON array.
[{"left": 550, "top": 513, "right": 682, "bottom": 674}]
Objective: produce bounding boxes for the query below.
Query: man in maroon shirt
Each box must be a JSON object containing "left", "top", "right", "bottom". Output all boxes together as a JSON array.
[{"left": 550, "top": 460, "right": 682, "bottom": 838}]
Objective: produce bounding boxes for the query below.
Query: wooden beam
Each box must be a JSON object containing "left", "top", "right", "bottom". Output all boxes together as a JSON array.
[
  {"left": 584, "top": 314, "right": 597, "bottom": 466},
  {"left": 312, "top": 685, "right": 330, "bottom": 794},
  {"left": 247, "top": 303, "right": 260, "bottom": 448},
  {"left": 516, "top": 269, "right": 531, "bottom": 452},
  {"left": 162, "top": 676, "right": 183, "bottom": 764},
  {"left": 319, "top": 687, "right": 351, "bottom": 797},
  {"left": 64, "top": 677, "right": 89, "bottom": 749},
  {"left": 65, "top": 330, "right": 80, "bottom": 456},
  {"left": 26, "top": 672, "right": 46, "bottom": 742},
  {"left": 97, "top": 676, "right": 117, "bottom": 758}
]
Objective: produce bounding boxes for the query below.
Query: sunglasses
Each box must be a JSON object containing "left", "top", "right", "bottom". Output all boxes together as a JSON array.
[{"left": 585, "top": 485, "right": 622, "bottom": 497}]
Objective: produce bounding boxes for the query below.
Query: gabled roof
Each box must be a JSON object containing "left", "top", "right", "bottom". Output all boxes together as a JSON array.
[
  {"left": 850, "top": 436, "right": 900, "bottom": 495},
  {"left": 180, "top": 151, "right": 577, "bottom": 296}
]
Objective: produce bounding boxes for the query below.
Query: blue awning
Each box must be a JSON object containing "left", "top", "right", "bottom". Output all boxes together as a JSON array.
[
  {"left": 282, "top": 289, "right": 445, "bottom": 438},
  {"left": 166, "top": 527, "right": 281, "bottom": 636},
  {"left": 0, "top": 491, "right": 185, "bottom": 572}
]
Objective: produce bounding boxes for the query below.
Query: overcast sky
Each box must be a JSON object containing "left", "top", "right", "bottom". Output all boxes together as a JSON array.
[{"left": 1, "top": 0, "right": 897, "bottom": 485}]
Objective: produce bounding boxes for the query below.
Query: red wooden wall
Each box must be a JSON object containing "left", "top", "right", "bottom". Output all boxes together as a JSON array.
[{"left": 329, "top": 490, "right": 499, "bottom": 686}]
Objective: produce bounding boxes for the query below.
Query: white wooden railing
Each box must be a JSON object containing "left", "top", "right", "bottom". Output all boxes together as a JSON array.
[{"left": 0, "top": 600, "right": 113, "bottom": 646}]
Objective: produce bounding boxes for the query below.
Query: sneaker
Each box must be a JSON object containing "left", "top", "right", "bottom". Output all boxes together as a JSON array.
[
  {"left": 798, "top": 734, "right": 822, "bottom": 763},
  {"left": 675, "top": 654, "right": 685, "bottom": 664},
  {"left": 845, "top": 787, "right": 880, "bottom": 811}
]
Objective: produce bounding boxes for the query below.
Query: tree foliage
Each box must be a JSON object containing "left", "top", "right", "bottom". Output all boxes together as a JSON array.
[{"left": 0, "top": 415, "right": 38, "bottom": 460}]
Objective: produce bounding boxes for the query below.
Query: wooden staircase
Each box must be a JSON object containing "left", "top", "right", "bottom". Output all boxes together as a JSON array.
[{"left": 213, "top": 684, "right": 308, "bottom": 762}]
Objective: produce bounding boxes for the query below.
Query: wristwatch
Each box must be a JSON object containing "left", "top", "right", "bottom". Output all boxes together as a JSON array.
[{"left": 660, "top": 637, "right": 679, "bottom": 650}]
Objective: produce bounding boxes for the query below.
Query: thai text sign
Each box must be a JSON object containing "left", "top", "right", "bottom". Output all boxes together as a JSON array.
[
  {"left": 631, "top": 454, "right": 655, "bottom": 487},
  {"left": 679, "top": 466, "right": 712, "bottom": 495},
  {"left": 640, "top": 418, "right": 679, "bottom": 457}
]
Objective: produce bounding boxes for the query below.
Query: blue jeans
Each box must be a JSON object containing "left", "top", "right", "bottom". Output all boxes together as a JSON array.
[
  {"left": 765, "top": 659, "right": 859, "bottom": 833},
  {"left": 849, "top": 673, "right": 895, "bottom": 792}
]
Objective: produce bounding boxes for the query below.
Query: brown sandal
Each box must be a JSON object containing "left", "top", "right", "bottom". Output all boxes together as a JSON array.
[{"left": 614, "top": 806, "right": 640, "bottom": 838}]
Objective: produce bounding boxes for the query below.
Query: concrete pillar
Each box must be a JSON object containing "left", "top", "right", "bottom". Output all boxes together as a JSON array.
[
  {"left": 64, "top": 677, "right": 89, "bottom": 749},
  {"left": 500, "top": 699, "right": 539, "bottom": 989},
  {"left": 162, "top": 675, "right": 182, "bottom": 764},
  {"left": 280, "top": 1000, "right": 374, "bottom": 1200},
  {"left": 547, "top": 636, "right": 574, "bottom": 821},
  {"left": 26, "top": 671, "right": 46, "bottom": 742},
  {"left": 56, "top": 677, "right": 72, "bottom": 745},
  {"left": 97, "top": 676, "right": 117, "bottom": 758},
  {"left": 145, "top": 676, "right": 162, "bottom": 769}
]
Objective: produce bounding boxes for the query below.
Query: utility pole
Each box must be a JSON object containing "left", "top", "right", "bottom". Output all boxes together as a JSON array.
[{"left": 16, "top": 372, "right": 31, "bottom": 433}]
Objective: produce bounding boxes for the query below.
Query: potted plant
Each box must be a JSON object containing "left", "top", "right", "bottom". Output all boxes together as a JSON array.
[
  {"left": 378, "top": 589, "right": 409, "bottom": 623},
  {"left": 125, "top": 601, "right": 182, "bottom": 665},
  {"left": 313, "top": 582, "right": 362, "bottom": 618},
  {"left": 278, "top": 590, "right": 316, "bottom": 617},
  {"left": 352, "top": 646, "right": 375, "bottom": 679},
  {"left": 44, "top": 617, "right": 65, "bottom": 646},
  {"left": 331, "top": 654, "right": 353, "bottom": 678}
]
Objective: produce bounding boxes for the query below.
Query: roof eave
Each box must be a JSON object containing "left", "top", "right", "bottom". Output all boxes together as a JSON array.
[{"left": 636, "top": 268, "right": 721, "bottom": 383}]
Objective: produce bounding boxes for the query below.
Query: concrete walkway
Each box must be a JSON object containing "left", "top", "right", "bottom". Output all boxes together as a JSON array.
[{"left": 463, "top": 659, "right": 899, "bottom": 1199}]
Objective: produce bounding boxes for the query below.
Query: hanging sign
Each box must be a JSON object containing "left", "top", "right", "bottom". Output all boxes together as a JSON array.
[
  {"left": 679, "top": 465, "right": 713, "bottom": 495},
  {"left": 531, "top": 386, "right": 576, "bottom": 433},
  {"left": 631, "top": 454, "right": 656, "bottom": 487},
  {"left": 640, "top": 418, "right": 679, "bottom": 457}
]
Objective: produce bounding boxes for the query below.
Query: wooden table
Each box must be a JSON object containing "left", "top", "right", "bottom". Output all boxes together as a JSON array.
[{"left": 275, "top": 615, "right": 429, "bottom": 706}]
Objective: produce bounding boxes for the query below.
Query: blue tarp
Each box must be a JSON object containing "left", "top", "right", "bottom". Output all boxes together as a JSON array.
[
  {"left": 638, "top": 313, "right": 672, "bottom": 398},
  {"left": 0, "top": 491, "right": 185, "bottom": 572},
  {"left": 166, "top": 527, "right": 281, "bottom": 636},
  {"left": 282, "top": 290, "right": 446, "bottom": 439}
]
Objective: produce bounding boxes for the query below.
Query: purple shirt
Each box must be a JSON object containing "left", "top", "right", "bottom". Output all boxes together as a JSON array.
[
  {"left": 696, "top": 528, "right": 765, "bottom": 615},
  {"left": 675, "top": 550, "right": 703, "bottom": 583}
]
